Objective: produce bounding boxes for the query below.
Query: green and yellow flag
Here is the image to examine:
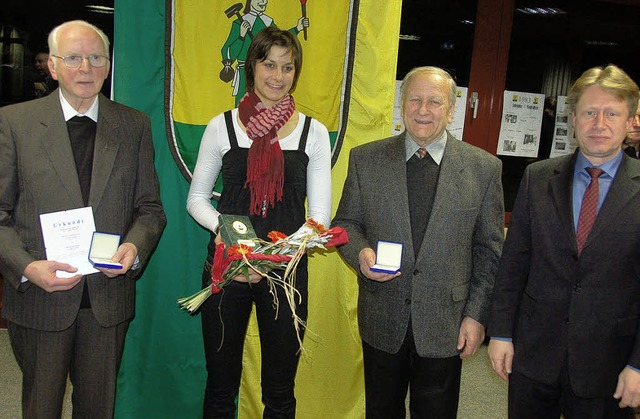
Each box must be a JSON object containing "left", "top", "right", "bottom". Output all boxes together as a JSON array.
[
  {"left": 113, "top": 0, "right": 401, "bottom": 417},
  {"left": 170, "top": 0, "right": 352, "bottom": 182}
]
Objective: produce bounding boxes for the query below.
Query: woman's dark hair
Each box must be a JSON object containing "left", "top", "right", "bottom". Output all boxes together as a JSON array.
[{"left": 245, "top": 27, "right": 303, "bottom": 93}]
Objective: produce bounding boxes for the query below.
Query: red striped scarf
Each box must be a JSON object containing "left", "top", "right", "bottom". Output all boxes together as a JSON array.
[{"left": 238, "top": 91, "right": 296, "bottom": 217}]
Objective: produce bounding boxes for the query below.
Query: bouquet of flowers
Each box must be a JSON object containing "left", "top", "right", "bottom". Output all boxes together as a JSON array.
[{"left": 178, "top": 219, "right": 348, "bottom": 348}]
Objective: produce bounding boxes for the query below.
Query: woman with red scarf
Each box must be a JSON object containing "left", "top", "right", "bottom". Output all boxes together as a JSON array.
[{"left": 187, "top": 27, "right": 331, "bottom": 418}]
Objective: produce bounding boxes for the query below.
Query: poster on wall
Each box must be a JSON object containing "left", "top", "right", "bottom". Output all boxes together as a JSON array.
[
  {"left": 549, "top": 96, "right": 577, "bottom": 158},
  {"left": 496, "top": 91, "right": 545, "bottom": 157},
  {"left": 392, "top": 80, "right": 403, "bottom": 135},
  {"left": 392, "top": 82, "right": 468, "bottom": 141},
  {"left": 448, "top": 87, "right": 468, "bottom": 140}
]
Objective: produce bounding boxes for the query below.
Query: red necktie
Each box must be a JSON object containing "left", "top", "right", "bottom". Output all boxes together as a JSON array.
[{"left": 576, "top": 167, "right": 604, "bottom": 255}]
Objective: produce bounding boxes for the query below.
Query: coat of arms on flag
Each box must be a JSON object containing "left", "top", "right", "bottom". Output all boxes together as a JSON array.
[{"left": 166, "top": 0, "right": 359, "bottom": 190}]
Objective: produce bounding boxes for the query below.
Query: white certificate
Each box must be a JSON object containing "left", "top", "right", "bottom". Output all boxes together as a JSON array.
[{"left": 39, "top": 207, "right": 98, "bottom": 278}]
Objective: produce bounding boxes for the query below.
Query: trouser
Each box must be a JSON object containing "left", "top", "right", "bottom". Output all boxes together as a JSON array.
[
  {"left": 8, "top": 309, "right": 129, "bottom": 419},
  {"left": 509, "top": 368, "right": 631, "bottom": 419},
  {"left": 201, "top": 274, "right": 308, "bottom": 419},
  {"left": 362, "top": 325, "right": 462, "bottom": 419}
]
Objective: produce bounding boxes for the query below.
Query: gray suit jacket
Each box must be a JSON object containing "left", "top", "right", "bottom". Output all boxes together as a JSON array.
[
  {"left": 490, "top": 152, "right": 640, "bottom": 397},
  {"left": 332, "top": 131, "right": 504, "bottom": 357},
  {"left": 0, "top": 91, "right": 166, "bottom": 331}
]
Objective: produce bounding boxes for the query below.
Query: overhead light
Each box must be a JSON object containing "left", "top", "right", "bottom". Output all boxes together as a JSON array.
[
  {"left": 585, "top": 40, "right": 619, "bottom": 46},
  {"left": 399, "top": 34, "right": 421, "bottom": 41},
  {"left": 440, "top": 42, "right": 454, "bottom": 51},
  {"left": 516, "top": 7, "right": 566, "bottom": 15},
  {"left": 86, "top": 5, "right": 114, "bottom": 14},
  {"left": 460, "top": 20, "right": 474, "bottom": 25}
]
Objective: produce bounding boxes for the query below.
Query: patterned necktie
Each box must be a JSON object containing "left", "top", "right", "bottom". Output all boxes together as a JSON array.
[
  {"left": 416, "top": 148, "right": 428, "bottom": 159},
  {"left": 576, "top": 167, "right": 604, "bottom": 255}
]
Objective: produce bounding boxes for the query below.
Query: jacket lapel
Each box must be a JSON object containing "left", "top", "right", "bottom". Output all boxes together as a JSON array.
[
  {"left": 89, "top": 96, "right": 120, "bottom": 208},
  {"left": 387, "top": 134, "right": 415, "bottom": 261},
  {"left": 585, "top": 155, "right": 640, "bottom": 250},
  {"left": 548, "top": 153, "right": 577, "bottom": 248},
  {"left": 414, "top": 133, "right": 461, "bottom": 264},
  {"left": 37, "top": 93, "right": 84, "bottom": 207}
]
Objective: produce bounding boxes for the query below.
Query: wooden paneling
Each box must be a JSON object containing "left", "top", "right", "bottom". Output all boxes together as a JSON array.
[{"left": 463, "top": 0, "right": 514, "bottom": 154}]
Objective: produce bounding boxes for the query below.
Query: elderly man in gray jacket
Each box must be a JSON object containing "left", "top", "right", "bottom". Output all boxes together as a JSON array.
[
  {"left": 0, "top": 20, "right": 166, "bottom": 418},
  {"left": 332, "top": 66, "right": 504, "bottom": 419}
]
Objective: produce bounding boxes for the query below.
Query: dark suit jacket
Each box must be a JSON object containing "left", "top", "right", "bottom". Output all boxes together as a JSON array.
[
  {"left": 624, "top": 145, "right": 639, "bottom": 159},
  {"left": 332, "top": 131, "right": 504, "bottom": 358},
  {"left": 490, "top": 151, "right": 640, "bottom": 398},
  {"left": 0, "top": 91, "right": 166, "bottom": 331}
]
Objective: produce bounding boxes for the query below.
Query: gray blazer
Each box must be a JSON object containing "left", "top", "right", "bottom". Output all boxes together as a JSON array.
[
  {"left": 0, "top": 91, "right": 166, "bottom": 331},
  {"left": 332, "top": 131, "right": 504, "bottom": 357}
]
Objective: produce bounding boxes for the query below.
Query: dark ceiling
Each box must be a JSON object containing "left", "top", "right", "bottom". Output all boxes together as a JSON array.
[
  {"left": 398, "top": 0, "right": 640, "bottom": 84},
  {"left": 1, "top": 1, "right": 114, "bottom": 53},
  {"left": 3, "top": 0, "right": 638, "bottom": 57},
  {"left": 2, "top": 0, "right": 639, "bottom": 84}
]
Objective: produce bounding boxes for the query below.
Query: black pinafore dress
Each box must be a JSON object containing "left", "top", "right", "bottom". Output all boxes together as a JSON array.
[{"left": 201, "top": 110, "right": 312, "bottom": 292}]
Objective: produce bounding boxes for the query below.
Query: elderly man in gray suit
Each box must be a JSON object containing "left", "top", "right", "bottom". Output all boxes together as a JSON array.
[
  {"left": 332, "top": 66, "right": 504, "bottom": 418},
  {"left": 0, "top": 20, "right": 166, "bottom": 418}
]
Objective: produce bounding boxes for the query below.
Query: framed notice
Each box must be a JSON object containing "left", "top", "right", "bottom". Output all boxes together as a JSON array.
[
  {"left": 549, "top": 96, "right": 577, "bottom": 158},
  {"left": 497, "top": 91, "right": 545, "bottom": 158}
]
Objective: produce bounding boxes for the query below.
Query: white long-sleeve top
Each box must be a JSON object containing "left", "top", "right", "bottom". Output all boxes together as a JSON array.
[{"left": 187, "top": 109, "right": 332, "bottom": 233}]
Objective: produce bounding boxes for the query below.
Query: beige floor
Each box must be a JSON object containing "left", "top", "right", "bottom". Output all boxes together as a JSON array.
[
  {"left": 458, "top": 344, "right": 508, "bottom": 418},
  {"left": 0, "top": 329, "right": 73, "bottom": 418},
  {"left": 0, "top": 328, "right": 507, "bottom": 418}
]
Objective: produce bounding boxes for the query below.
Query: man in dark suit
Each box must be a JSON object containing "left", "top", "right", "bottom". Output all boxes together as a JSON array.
[
  {"left": 488, "top": 65, "right": 640, "bottom": 418},
  {"left": 332, "top": 66, "right": 504, "bottom": 418},
  {"left": 33, "top": 52, "right": 58, "bottom": 98},
  {"left": 0, "top": 20, "right": 166, "bottom": 418}
]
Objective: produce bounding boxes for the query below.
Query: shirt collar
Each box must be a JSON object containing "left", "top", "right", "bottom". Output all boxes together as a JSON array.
[
  {"left": 59, "top": 90, "right": 99, "bottom": 123},
  {"left": 404, "top": 130, "right": 447, "bottom": 164},
  {"left": 574, "top": 149, "right": 623, "bottom": 179}
]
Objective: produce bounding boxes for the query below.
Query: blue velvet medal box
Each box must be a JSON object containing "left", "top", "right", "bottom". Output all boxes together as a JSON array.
[
  {"left": 369, "top": 240, "right": 403, "bottom": 274},
  {"left": 88, "top": 231, "right": 123, "bottom": 269}
]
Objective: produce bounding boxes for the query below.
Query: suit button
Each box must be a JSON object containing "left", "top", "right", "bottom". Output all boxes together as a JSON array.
[
  {"left": 413, "top": 269, "right": 420, "bottom": 275},
  {"left": 405, "top": 299, "right": 411, "bottom": 305},
  {"left": 574, "top": 284, "right": 581, "bottom": 292}
]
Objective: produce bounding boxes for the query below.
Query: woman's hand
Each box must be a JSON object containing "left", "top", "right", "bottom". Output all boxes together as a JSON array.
[
  {"left": 215, "top": 232, "right": 265, "bottom": 283},
  {"left": 232, "top": 268, "right": 264, "bottom": 283}
]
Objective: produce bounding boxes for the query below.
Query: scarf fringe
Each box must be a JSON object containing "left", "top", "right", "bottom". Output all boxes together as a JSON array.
[{"left": 238, "top": 92, "right": 295, "bottom": 217}]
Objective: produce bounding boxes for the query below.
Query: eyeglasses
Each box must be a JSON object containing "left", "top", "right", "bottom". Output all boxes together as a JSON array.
[{"left": 51, "top": 54, "right": 109, "bottom": 68}]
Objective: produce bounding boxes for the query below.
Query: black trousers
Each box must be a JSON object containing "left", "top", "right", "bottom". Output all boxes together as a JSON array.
[
  {"left": 362, "top": 326, "right": 462, "bottom": 419},
  {"left": 509, "top": 369, "right": 631, "bottom": 419},
  {"left": 200, "top": 278, "right": 308, "bottom": 419}
]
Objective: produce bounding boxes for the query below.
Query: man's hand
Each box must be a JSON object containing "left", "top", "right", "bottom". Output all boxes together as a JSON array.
[
  {"left": 488, "top": 338, "right": 514, "bottom": 381},
  {"left": 96, "top": 242, "right": 137, "bottom": 278},
  {"left": 358, "top": 247, "right": 401, "bottom": 282},
  {"left": 457, "top": 316, "right": 485, "bottom": 359},
  {"left": 614, "top": 366, "right": 640, "bottom": 408},
  {"left": 23, "top": 260, "right": 82, "bottom": 292}
]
